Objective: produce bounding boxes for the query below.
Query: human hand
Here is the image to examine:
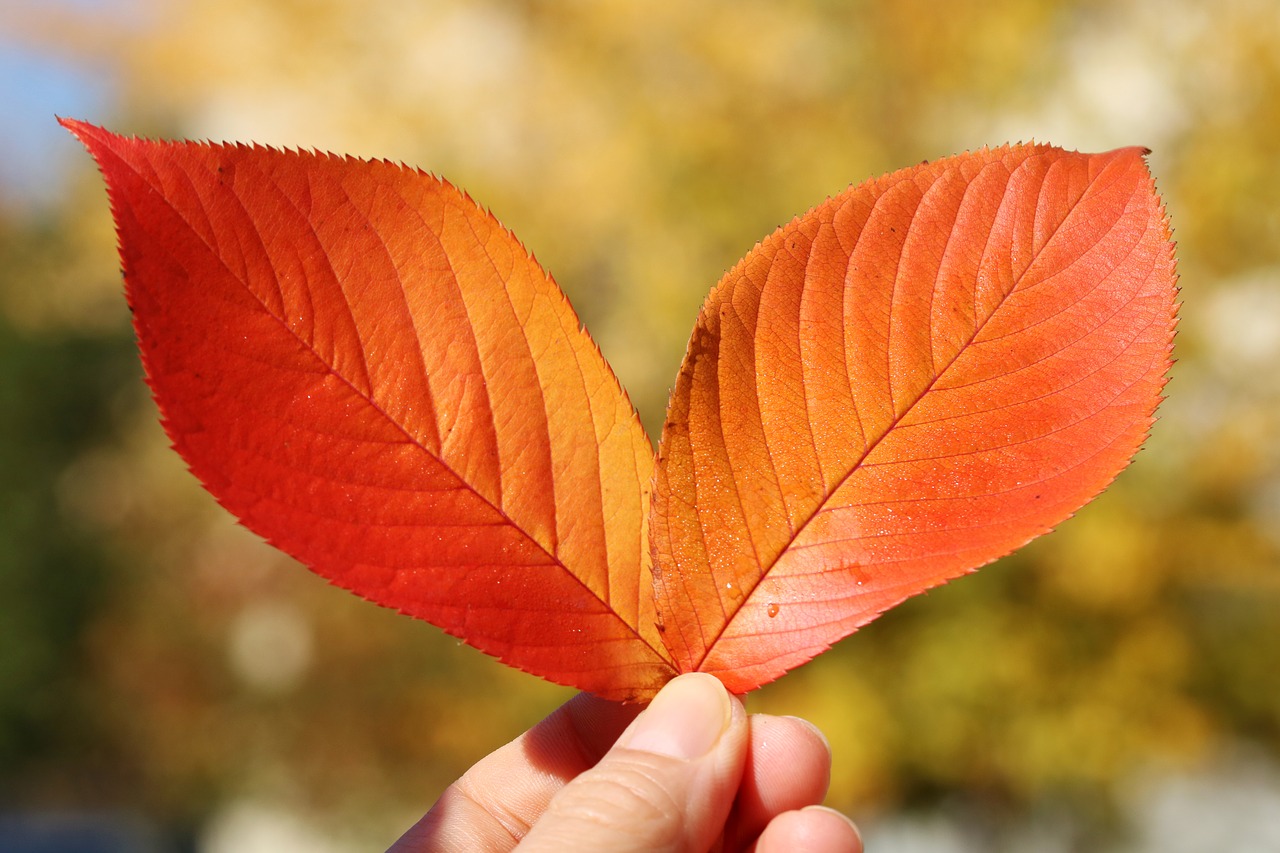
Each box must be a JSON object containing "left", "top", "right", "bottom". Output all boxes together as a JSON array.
[{"left": 389, "top": 672, "right": 862, "bottom": 853}]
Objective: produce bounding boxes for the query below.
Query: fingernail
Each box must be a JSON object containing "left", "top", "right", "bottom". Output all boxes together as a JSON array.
[{"left": 619, "top": 673, "right": 733, "bottom": 760}]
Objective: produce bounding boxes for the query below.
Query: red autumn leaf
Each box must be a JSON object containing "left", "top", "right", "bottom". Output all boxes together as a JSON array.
[
  {"left": 62, "top": 118, "right": 675, "bottom": 701},
  {"left": 651, "top": 145, "right": 1177, "bottom": 693},
  {"left": 66, "top": 118, "right": 1177, "bottom": 701}
]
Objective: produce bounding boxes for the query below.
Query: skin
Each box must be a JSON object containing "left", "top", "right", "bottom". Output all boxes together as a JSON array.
[{"left": 389, "top": 673, "right": 863, "bottom": 853}]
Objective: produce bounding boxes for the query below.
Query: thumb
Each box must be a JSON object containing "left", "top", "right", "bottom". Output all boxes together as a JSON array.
[{"left": 517, "top": 673, "right": 748, "bottom": 853}]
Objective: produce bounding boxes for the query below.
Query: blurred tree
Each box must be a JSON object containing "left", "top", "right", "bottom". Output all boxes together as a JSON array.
[{"left": 0, "top": 211, "right": 137, "bottom": 800}]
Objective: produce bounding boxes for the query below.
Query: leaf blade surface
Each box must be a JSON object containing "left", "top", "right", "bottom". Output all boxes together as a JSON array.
[
  {"left": 66, "top": 119, "right": 673, "bottom": 700},
  {"left": 651, "top": 144, "right": 1177, "bottom": 693}
]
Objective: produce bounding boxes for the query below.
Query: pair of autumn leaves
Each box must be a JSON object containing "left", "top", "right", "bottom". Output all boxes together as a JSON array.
[{"left": 66, "top": 119, "right": 1178, "bottom": 702}]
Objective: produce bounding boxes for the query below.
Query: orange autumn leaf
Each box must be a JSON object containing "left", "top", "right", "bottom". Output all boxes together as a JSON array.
[
  {"left": 650, "top": 146, "right": 1178, "bottom": 693},
  {"left": 66, "top": 119, "right": 1177, "bottom": 700},
  {"left": 62, "top": 118, "right": 674, "bottom": 701}
]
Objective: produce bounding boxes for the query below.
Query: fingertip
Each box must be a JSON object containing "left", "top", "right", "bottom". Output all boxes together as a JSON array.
[
  {"left": 780, "top": 714, "right": 833, "bottom": 759},
  {"left": 618, "top": 672, "right": 741, "bottom": 760},
  {"left": 801, "top": 806, "right": 863, "bottom": 850},
  {"left": 518, "top": 674, "right": 750, "bottom": 853},
  {"left": 754, "top": 805, "right": 863, "bottom": 853},
  {"left": 723, "top": 712, "right": 833, "bottom": 848}
]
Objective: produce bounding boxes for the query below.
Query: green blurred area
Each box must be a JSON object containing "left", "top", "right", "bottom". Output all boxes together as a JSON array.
[{"left": 3, "top": 0, "right": 1279, "bottom": 848}]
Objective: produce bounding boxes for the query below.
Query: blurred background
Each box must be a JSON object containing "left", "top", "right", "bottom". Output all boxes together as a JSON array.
[{"left": 2, "top": 0, "right": 1279, "bottom": 850}]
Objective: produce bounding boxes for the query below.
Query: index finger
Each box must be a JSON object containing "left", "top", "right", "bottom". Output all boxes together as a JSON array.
[{"left": 388, "top": 692, "right": 642, "bottom": 852}]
